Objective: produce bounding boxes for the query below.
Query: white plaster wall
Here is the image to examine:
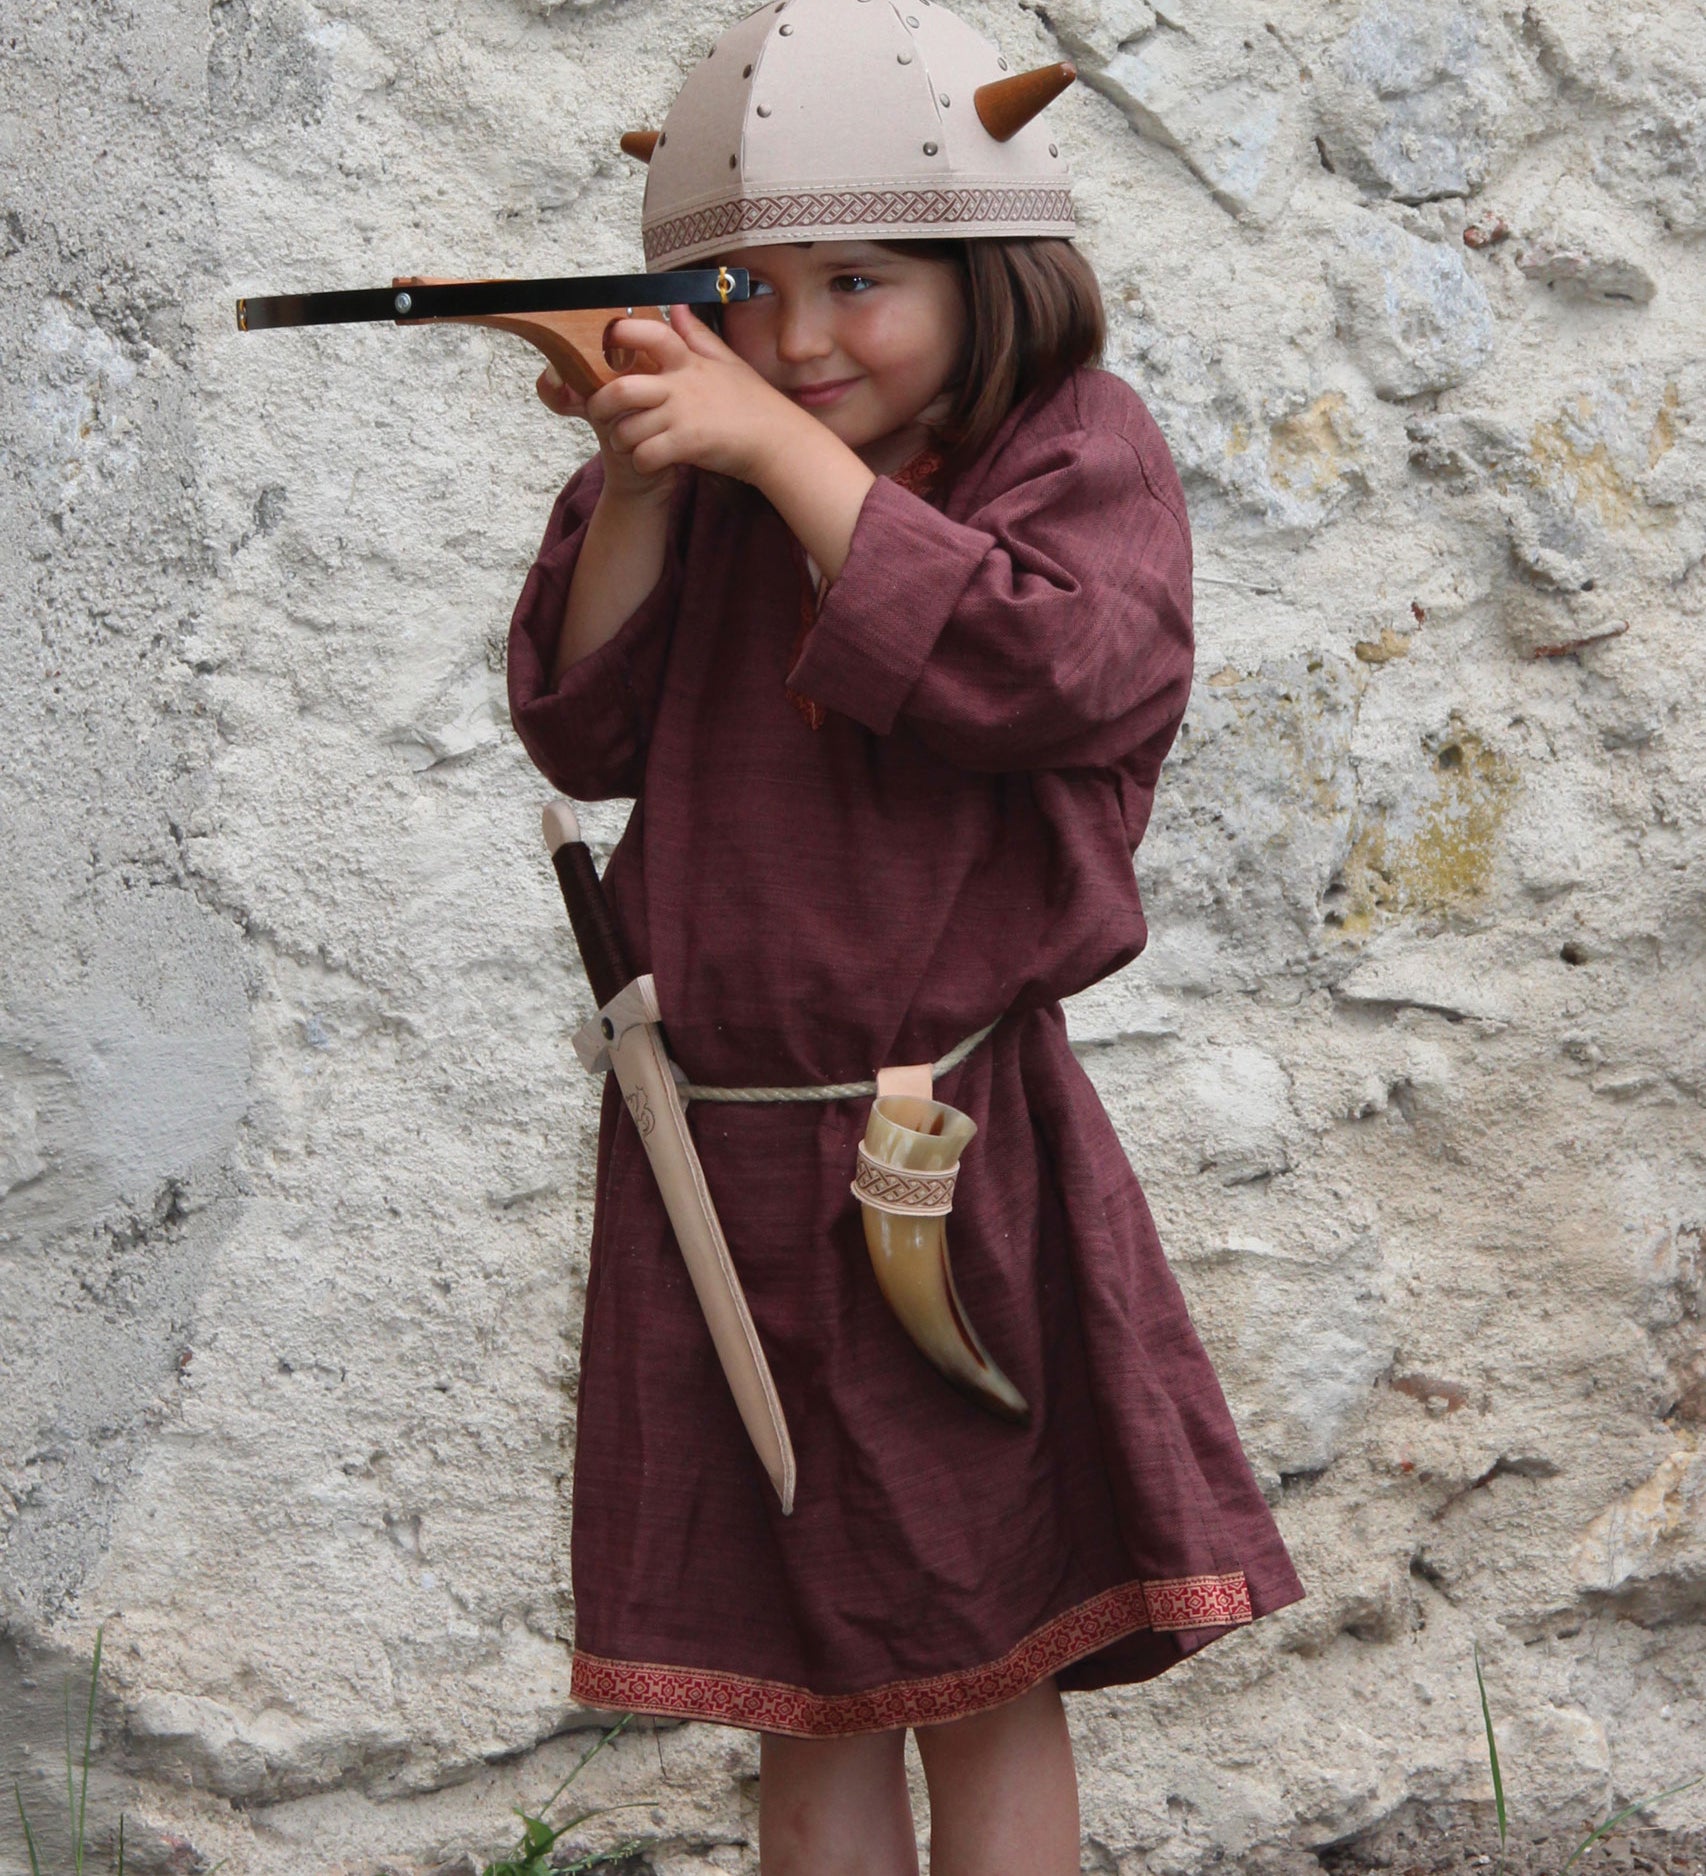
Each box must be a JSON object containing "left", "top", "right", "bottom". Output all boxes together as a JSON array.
[{"left": 2, "top": 0, "right": 1702, "bottom": 1869}]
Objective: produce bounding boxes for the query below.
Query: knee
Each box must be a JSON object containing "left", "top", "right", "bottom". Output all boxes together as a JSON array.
[
  {"left": 758, "top": 1729, "right": 915, "bottom": 1876},
  {"left": 915, "top": 1676, "right": 1071, "bottom": 1775}
]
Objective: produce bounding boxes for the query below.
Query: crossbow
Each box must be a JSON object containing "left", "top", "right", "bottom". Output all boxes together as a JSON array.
[{"left": 234, "top": 265, "right": 750, "bottom": 394}]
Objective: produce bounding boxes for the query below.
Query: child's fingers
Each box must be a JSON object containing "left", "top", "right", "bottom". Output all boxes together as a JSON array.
[
  {"left": 628, "top": 432, "right": 681, "bottom": 478},
  {"left": 586, "top": 371, "right": 669, "bottom": 426},
  {"left": 665, "top": 298, "right": 734, "bottom": 358},
  {"left": 605, "top": 314, "right": 690, "bottom": 373},
  {"left": 535, "top": 365, "right": 589, "bottom": 418},
  {"left": 608, "top": 405, "right": 674, "bottom": 456}
]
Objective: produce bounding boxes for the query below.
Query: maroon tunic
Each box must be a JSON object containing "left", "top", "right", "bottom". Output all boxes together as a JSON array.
[{"left": 508, "top": 368, "right": 1304, "bottom": 1736}]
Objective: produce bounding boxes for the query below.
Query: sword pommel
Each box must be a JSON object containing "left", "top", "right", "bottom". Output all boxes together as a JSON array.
[{"left": 542, "top": 798, "right": 630, "bottom": 1010}]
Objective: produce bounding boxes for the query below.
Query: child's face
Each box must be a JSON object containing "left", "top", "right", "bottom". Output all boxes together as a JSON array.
[{"left": 717, "top": 241, "right": 967, "bottom": 468}]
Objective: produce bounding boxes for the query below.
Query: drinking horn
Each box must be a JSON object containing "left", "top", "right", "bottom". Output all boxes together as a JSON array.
[{"left": 853, "top": 1093, "right": 1030, "bottom": 1424}]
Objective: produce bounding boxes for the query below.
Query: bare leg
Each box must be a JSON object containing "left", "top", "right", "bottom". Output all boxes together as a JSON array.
[
  {"left": 914, "top": 1677, "right": 1080, "bottom": 1876},
  {"left": 759, "top": 1727, "right": 919, "bottom": 1876}
]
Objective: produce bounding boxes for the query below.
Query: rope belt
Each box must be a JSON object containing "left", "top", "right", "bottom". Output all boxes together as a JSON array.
[{"left": 678, "top": 1018, "right": 1002, "bottom": 1106}]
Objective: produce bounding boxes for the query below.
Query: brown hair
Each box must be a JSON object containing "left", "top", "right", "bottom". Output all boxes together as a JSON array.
[{"left": 891, "top": 237, "right": 1106, "bottom": 482}]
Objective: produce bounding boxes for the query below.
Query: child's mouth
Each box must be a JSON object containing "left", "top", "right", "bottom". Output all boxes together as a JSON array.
[{"left": 789, "top": 377, "right": 859, "bottom": 410}]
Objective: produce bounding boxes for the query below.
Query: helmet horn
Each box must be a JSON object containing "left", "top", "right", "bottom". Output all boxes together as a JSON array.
[
  {"left": 620, "top": 130, "right": 660, "bottom": 163},
  {"left": 973, "top": 61, "right": 1076, "bottom": 142}
]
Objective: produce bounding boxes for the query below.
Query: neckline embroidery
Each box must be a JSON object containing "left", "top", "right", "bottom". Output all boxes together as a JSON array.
[{"left": 785, "top": 447, "right": 947, "bottom": 730}]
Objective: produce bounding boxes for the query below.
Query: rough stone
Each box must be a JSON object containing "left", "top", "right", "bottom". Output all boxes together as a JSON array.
[
  {"left": 1105, "top": 305, "right": 1382, "bottom": 541},
  {"left": 1575, "top": 1439, "right": 1706, "bottom": 1626},
  {"left": 1516, "top": 234, "right": 1657, "bottom": 307},
  {"left": 4, "top": 0, "right": 1706, "bottom": 1869},
  {"left": 1525, "top": 5, "right": 1706, "bottom": 236},
  {"left": 1328, "top": 214, "right": 1496, "bottom": 399},
  {"left": 1076, "top": 0, "right": 1310, "bottom": 223},
  {"left": 1511, "top": 196, "right": 1660, "bottom": 306},
  {"left": 1311, "top": 0, "right": 1542, "bottom": 205}
]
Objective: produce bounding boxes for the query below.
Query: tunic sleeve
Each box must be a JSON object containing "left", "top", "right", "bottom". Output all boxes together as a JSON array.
[
  {"left": 506, "top": 458, "right": 689, "bottom": 801},
  {"left": 786, "top": 422, "right": 1192, "bottom": 775}
]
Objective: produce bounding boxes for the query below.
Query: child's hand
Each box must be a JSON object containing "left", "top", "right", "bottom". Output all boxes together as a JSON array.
[
  {"left": 536, "top": 362, "right": 677, "bottom": 507},
  {"left": 585, "top": 303, "right": 808, "bottom": 487}
]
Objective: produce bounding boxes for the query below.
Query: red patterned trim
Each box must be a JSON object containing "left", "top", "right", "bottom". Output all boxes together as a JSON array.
[
  {"left": 1143, "top": 1571, "right": 1254, "bottom": 1629},
  {"left": 645, "top": 185, "right": 1076, "bottom": 269},
  {"left": 892, "top": 449, "right": 945, "bottom": 500},
  {"left": 570, "top": 1570, "right": 1252, "bottom": 1737}
]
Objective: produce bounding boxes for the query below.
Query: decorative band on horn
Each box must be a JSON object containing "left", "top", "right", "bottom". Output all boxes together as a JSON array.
[{"left": 852, "top": 1146, "right": 958, "bottom": 1218}]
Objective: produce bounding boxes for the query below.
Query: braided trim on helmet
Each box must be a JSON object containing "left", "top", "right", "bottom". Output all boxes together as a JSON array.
[{"left": 644, "top": 184, "right": 1075, "bottom": 269}]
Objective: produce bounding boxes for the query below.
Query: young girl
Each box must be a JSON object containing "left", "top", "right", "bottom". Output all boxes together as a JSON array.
[{"left": 506, "top": 5, "right": 1303, "bottom": 1870}]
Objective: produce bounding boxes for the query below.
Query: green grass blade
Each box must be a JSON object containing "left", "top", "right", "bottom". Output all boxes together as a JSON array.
[
  {"left": 495, "top": 1799, "right": 652, "bottom": 1875},
  {"left": 1559, "top": 1776, "right": 1704, "bottom": 1876},
  {"left": 559, "top": 1801, "right": 650, "bottom": 1828},
  {"left": 76, "top": 1625, "right": 103, "bottom": 1876},
  {"left": 65, "top": 1678, "right": 78, "bottom": 1875},
  {"left": 1473, "top": 1643, "right": 1508, "bottom": 1875},
  {"left": 534, "top": 1714, "right": 633, "bottom": 1821},
  {"left": 483, "top": 1717, "right": 641, "bottom": 1876},
  {"left": 15, "top": 1785, "right": 44, "bottom": 1876}
]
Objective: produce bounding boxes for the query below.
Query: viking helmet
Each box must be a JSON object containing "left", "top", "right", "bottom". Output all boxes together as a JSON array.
[{"left": 626, "top": 0, "right": 1077, "bottom": 272}]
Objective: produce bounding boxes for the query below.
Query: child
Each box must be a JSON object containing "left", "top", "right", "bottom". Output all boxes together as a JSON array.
[{"left": 506, "top": 4, "right": 1304, "bottom": 1870}]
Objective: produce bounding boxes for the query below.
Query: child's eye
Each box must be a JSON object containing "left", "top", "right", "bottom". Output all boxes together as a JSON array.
[
  {"left": 830, "top": 273, "right": 878, "bottom": 293},
  {"left": 746, "top": 279, "right": 777, "bottom": 298}
]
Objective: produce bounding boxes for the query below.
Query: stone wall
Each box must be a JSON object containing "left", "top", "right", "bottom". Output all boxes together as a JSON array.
[{"left": 2, "top": 0, "right": 1702, "bottom": 1869}]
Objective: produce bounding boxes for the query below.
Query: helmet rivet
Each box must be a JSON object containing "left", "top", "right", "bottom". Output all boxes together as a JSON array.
[
  {"left": 1049, "top": 142, "right": 1058, "bottom": 156},
  {"left": 907, "top": 12, "right": 919, "bottom": 22},
  {"left": 998, "top": 56, "right": 1009, "bottom": 69},
  {"left": 743, "top": 62, "right": 752, "bottom": 75},
  {"left": 779, "top": 20, "right": 793, "bottom": 31},
  {"left": 729, "top": 153, "right": 738, "bottom": 166},
  {"left": 923, "top": 141, "right": 938, "bottom": 155},
  {"left": 940, "top": 92, "right": 950, "bottom": 106},
  {"left": 897, "top": 49, "right": 912, "bottom": 63},
  {"left": 757, "top": 103, "right": 772, "bottom": 116}
]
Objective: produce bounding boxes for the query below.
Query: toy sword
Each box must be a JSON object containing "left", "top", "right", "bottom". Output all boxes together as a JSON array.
[
  {"left": 541, "top": 800, "right": 797, "bottom": 1515},
  {"left": 234, "top": 266, "right": 750, "bottom": 396}
]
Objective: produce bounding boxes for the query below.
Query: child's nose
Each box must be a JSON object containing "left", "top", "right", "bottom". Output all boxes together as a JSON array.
[{"left": 774, "top": 299, "right": 834, "bottom": 363}]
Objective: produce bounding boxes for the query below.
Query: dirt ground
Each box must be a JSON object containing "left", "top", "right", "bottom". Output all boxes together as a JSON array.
[
  {"left": 1312, "top": 1808, "right": 1706, "bottom": 1876},
  {"left": 371, "top": 1805, "right": 1706, "bottom": 1875}
]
